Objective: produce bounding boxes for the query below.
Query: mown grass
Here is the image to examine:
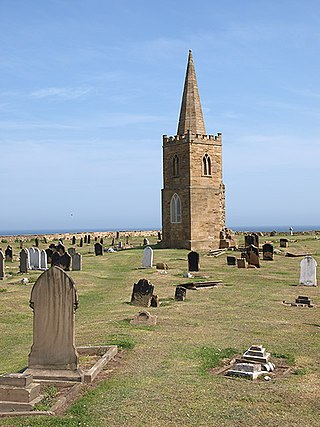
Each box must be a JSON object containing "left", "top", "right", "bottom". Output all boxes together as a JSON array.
[{"left": 0, "top": 233, "right": 320, "bottom": 426}]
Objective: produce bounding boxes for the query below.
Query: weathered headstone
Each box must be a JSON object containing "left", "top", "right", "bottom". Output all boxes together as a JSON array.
[
  {"left": 59, "top": 252, "right": 71, "bottom": 271},
  {"left": 33, "top": 248, "right": 41, "bottom": 270},
  {"left": 72, "top": 253, "right": 82, "bottom": 271},
  {"left": 19, "top": 249, "right": 29, "bottom": 274},
  {"left": 237, "top": 258, "right": 246, "bottom": 268},
  {"left": 142, "top": 246, "right": 153, "bottom": 268},
  {"left": 72, "top": 236, "right": 76, "bottom": 245},
  {"left": 116, "top": 231, "right": 120, "bottom": 240},
  {"left": 29, "top": 248, "right": 35, "bottom": 269},
  {"left": 20, "top": 240, "right": 23, "bottom": 249},
  {"left": 5, "top": 245, "right": 13, "bottom": 262},
  {"left": 84, "top": 235, "right": 87, "bottom": 244},
  {"left": 27, "top": 267, "right": 80, "bottom": 379},
  {"left": 299, "top": 256, "right": 317, "bottom": 286},
  {"left": 143, "top": 238, "right": 149, "bottom": 246},
  {"left": 68, "top": 247, "right": 76, "bottom": 256},
  {"left": 94, "top": 242, "right": 103, "bottom": 256},
  {"left": 130, "top": 311, "right": 157, "bottom": 326},
  {"left": 227, "top": 256, "right": 236, "bottom": 266},
  {"left": 0, "top": 251, "right": 5, "bottom": 280},
  {"left": 118, "top": 241, "right": 123, "bottom": 249},
  {"left": 244, "top": 235, "right": 254, "bottom": 247},
  {"left": 252, "top": 233, "right": 259, "bottom": 247},
  {"left": 188, "top": 251, "right": 200, "bottom": 272},
  {"left": 35, "top": 238, "right": 39, "bottom": 248},
  {"left": 156, "top": 262, "right": 168, "bottom": 270},
  {"left": 87, "top": 235, "right": 91, "bottom": 244},
  {"left": 79, "top": 238, "right": 83, "bottom": 247},
  {"left": 262, "top": 243, "right": 274, "bottom": 261},
  {"left": 175, "top": 286, "right": 187, "bottom": 301},
  {"left": 131, "top": 279, "right": 154, "bottom": 307},
  {"left": 246, "top": 245, "right": 260, "bottom": 268},
  {"left": 157, "top": 231, "right": 161, "bottom": 241},
  {"left": 280, "top": 238, "right": 289, "bottom": 248},
  {"left": 95, "top": 236, "right": 98, "bottom": 241},
  {"left": 111, "top": 238, "right": 115, "bottom": 246},
  {"left": 100, "top": 237, "right": 104, "bottom": 245},
  {"left": 40, "top": 250, "right": 48, "bottom": 270},
  {"left": 43, "top": 236, "right": 48, "bottom": 244}
]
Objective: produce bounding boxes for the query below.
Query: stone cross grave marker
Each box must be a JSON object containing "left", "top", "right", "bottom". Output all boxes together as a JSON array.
[
  {"left": 299, "top": 256, "right": 317, "bottom": 286},
  {"left": 72, "top": 253, "right": 82, "bottom": 271},
  {"left": 142, "top": 246, "right": 153, "bottom": 268},
  {"left": 188, "top": 251, "right": 200, "bottom": 271},
  {"left": 19, "top": 249, "right": 29, "bottom": 273},
  {"left": 0, "top": 250, "right": 5, "bottom": 280},
  {"left": 263, "top": 243, "right": 274, "bottom": 261},
  {"left": 94, "top": 242, "right": 103, "bottom": 256},
  {"left": 27, "top": 266, "right": 79, "bottom": 374}
]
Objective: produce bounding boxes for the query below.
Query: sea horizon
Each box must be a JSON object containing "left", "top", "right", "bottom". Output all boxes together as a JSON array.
[{"left": 0, "top": 225, "right": 320, "bottom": 237}]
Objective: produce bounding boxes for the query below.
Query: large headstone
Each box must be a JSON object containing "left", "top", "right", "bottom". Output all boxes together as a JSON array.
[
  {"left": 94, "top": 242, "right": 103, "bottom": 256},
  {"left": 299, "top": 256, "right": 317, "bottom": 286},
  {"left": 40, "top": 250, "right": 47, "bottom": 270},
  {"left": 246, "top": 245, "right": 260, "bottom": 268},
  {"left": 131, "top": 279, "right": 154, "bottom": 307},
  {"left": 0, "top": 251, "right": 5, "bottom": 280},
  {"left": 19, "top": 249, "right": 29, "bottom": 274},
  {"left": 262, "top": 243, "right": 274, "bottom": 261},
  {"left": 27, "top": 267, "right": 80, "bottom": 376},
  {"left": 188, "top": 251, "right": 200, "bottom": 272},
  {"left": 72, "top": 253, "right": 82, "bottom": 271},
  {"left": 116, "top": 231, "right": 120, "bottom": 240},
  {"left": 142, "top": 246, "right": 153, "bottom": 268}
]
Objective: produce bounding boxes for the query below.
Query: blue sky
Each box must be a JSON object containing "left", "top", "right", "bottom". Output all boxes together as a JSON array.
[{"left": 1, "top": 0, "right": 320, "bottom": 232}]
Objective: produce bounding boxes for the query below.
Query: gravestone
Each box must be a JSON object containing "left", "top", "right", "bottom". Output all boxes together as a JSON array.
[
  {"left": 246, "top": 245, "right": 260, "bottom": 268},
  {"left": 40, "top": 250, "right": 47, "bottom": 270},
  {"left": 116, "top": 231, "right": 120, "bottom": 240},
  {"left": 84, "top": 235, "right": 87, "bottom": 244},
  {"left": 131, "top": 279, "right": 154, "bottom": 307},
  {"left": 100, "top": 238, "right": 104, "bottom": 245},
  {"left": 59, "top": 252, "right": 71, "bottom": 271},
  {"left": 111, "top": 238, "right": 115, "bottom": 246},
  {"left": 95, "top": 236, "right": 98, "bottom": 241},
  {"left": 125, "top": 235, "right": 129, "bottom": 245},
  {"left": 26, "top": 267, "right": 80, "bottom": 380},
  {"left": 5, "top": 246, "right": 13, "bottom": 262},
  {"left": 252, "top": 233, "right": 259, "bottom": 247},
  {"left": 299, "top": 256, "right": 317, "bottom": 286},
  {"left": 188, "top": 251, "right": 200, "bottom": 272},
  {"left": 130, "top": 311, "right": 157, "bottom": 326},
  {"left": 20, "top": 240, "right": 23, "bottom": 249},
  {"left": 33, "top": 248, "right": 41, "bottom": 270},
  {"left": 157, "top": 231, "right": 161, "bottom": 241},
  {"left": 280, "top": 238, "right": 289, "bottom": 248},
  {"left": 72, "top": 236, "right": 76, "bottom": 245},
  {"left": 262, "top": 243, "right": 274, "bottom": 261},
  {"left": 175, "top": 286, "right": 186, "bottom": 301},
  {"left": 237, "top": 258, "right": 246, "bottom": 268},
  {"left": 43, "top": 236, "right": 48, "bottom": 244},
  {"left": 94, "top": 242, "right": 103, "bottom": 256},
  {"left": 244, "top": 235, "right": 254, "bottom": 247},
  {"left": 156, "top": 262, "right": 168, "bottom": 270},
  {"left": 0, "top": 251, "right": 5, "bottom": 280},
  {"left": 79, "top": 238, "right": 83, "bottom": 247},
  {"left": 227, "top": 256, "right": 236, "bottom": 266},
  {"left": 118, "top": 241, "right": 123, "bottom": 249},
  {"left": 19, "top": 249, "right": 29, "bottom": 274},
  {"left": 143, "top": 238, "right": 149, "bottom": 246},
  {"left": 68, "top": 247, "right": 76, "bottom": 256},
  {"left": 87, "top": 235, "right": 91, "bottom": 244},
  {"left": 28, "top": 248, "right": 35, "bottom": 269},
  {"left": 72, "top": 253, "right": 82, "bottom": 271},
  {"left": 35, "top": 238, "right": 39, "bottom": 248},
  {"left": 142, "top": 246, "right": 153, "bottom": 268}
]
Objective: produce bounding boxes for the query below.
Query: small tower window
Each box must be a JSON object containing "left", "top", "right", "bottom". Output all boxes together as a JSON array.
[
  {"left": 173, "top": 155, "right": 180, "bottom": 177},
  {"left": 170, "top": 193, "right": 181, "bottom": 223},
  {"left": 203, "top": 154, "right": 211, "bottom": 176}
]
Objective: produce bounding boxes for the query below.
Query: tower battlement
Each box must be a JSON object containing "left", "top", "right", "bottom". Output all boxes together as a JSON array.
[{"left": 163, "top": 132, "right": 222, "bottom": 145}]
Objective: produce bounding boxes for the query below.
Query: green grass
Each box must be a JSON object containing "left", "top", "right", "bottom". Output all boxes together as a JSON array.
[{"left": 0, "top": 233, "right": 320, "bottom": 426}]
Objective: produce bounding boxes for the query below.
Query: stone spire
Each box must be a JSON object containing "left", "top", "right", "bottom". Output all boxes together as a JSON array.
[{"left": 177, "top": 49, "right": 206, "bottom": 136}]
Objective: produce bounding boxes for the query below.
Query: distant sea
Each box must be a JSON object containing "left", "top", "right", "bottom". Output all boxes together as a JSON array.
[{"left": 0, "top": 225, "right": 320, "bottom": 236}]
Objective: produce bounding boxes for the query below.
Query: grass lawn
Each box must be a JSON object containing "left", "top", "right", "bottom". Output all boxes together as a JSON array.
[{"left": 0, "top": 233, "right": 319, "bottom": 426}]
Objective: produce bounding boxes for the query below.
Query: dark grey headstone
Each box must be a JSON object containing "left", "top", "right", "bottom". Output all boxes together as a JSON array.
[
  {"left": 188, "top": 251, "right": 200, "bottom": 272},
  {"left": 94, "top": 242, "right": 103, "bottom": 256},
  {"left": 131, "top": 279, "right": 154, "bottom": 307},
  {"left": 175, "top": 286, "right": 186, "bottom": 301}
]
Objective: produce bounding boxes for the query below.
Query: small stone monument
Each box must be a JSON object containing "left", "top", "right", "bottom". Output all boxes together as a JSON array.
[
  {"left": 142, "top": 246, "right": 153, "bottom": 268},
  {"left": 262, "top": 243, "right": 274, "bottom": 260},
  {"left": 175, "top": 286, "right": 187, "bottom": 301},
  {"left": 299, "top": 256, "right": 317, "bottom": 286},
  {"left": 0, "top": 250, "right": 5, "bottom": 280},
  {"left": 156, "top": 262, "right": 168, "bottom": 270},
  {"left": 131, "top": 279, "right": 155, "bottom": 307},
  {"left": 130, "top": 311, "right": 157, "bottom": 326},
  {"left": 26, "top": 266, "right": 81, "bottom": 381},
  {"left": 0, "top": 373, "right": 41, "bottom": 411},
  {"left": 227, "top": 256, "right": 236, "bottom": 266},
  {"left": 237, "top": 258, "right": 246, "bottom": 268},
  {"left": 188, "top": 251, "right": 200, "bottom": 272},
  {"left": 280, "top": 238, "right": 289, "bottom": 248},
  {"left": 19, "top": 249, "right": 29, "bottom": 274},
  {"left": 72, "top": 253, "right": 82, "bottom": 271},
  {"left": 242, "top": 345, "right": 270, "bottom": 364},
  {"left": 244, "top": 235, "right": 254, "bottom": 247},
  {"left": 94, "top": 242, "right": 103, "bottom": 256}
]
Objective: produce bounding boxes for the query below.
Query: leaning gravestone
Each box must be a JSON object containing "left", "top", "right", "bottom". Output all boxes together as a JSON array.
[
  {"left": 19, "top": 249, "right": 29, "bottom": 274},
  {"left": 26, "top": 266, "right": 80, "bottom": 381},
  {"left": 116, "top": 231, "right": 120, "bottom": 240},
  {"left": 0, "top": 251, "right": 5, "bottom": 280},
  {"left": 72, "top": 253, "right": 82, "bottom": 271},
  {"left": 188, "top": 251, "right": 200, "bottom": 272},
  {"left": 94, "top": 242, "right": 103, "bottom": 256},
  {"left": 131, "top": 279, "right": 154, "bottom": 307},
  {"left": 142, "top": 246, "right": 153, "bottom": 268},
  {"left": 143, "top": 238, "right": 149, "bottom": 246},
  {"left": 299, "top": 256, "right": 317, "bottom": 286},
  {"left": 100, "top": 238, "right": 104, "bottom": 245},
  {"left": 40, "top": 250, "right": 47, "bottom": 270},
  {"left": 263, "top": 243, "right": 274, "bottom": 261}
]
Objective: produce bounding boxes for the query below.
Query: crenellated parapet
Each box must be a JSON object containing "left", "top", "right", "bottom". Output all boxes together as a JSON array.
[{"left": 163, "top": 131, "right": 222, "bottom": 145}]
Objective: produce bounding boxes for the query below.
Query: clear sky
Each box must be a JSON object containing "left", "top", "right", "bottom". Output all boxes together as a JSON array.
[{"left": 1, "top": 0, "right": 320, "bottom": 232}]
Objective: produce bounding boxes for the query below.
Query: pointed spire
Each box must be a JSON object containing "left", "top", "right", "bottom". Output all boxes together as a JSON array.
[{"left": 177, "top": 49, "right": 206, "bottom": 136}]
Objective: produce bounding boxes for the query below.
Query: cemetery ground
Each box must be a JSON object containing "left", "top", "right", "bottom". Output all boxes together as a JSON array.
[{"left": 0, "top": 234, "right": 319, "bottom": 426}]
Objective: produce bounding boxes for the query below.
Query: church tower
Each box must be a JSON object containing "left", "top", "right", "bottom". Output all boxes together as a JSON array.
[{"left": 161, "top": 50, "right": 226, "bottom": 250}]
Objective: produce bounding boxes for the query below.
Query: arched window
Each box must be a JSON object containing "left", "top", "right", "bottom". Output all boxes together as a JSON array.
[
  {"left": 172, "top": 155, "right": 180, "bottom": 177},
  {"left": 170, "top": 193, "right": 181, "bottom": 223},
  {"left": 203, "top": 154, "right": 211, "bottom": 176}
]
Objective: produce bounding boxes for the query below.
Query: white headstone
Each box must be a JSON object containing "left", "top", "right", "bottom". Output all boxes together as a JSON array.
[
  {"left": 299, "top": 256, "right": 317, "bottom": 286},
  {"left": 33, "top": 248, "right": 41, "bottom": 270},
  {"left": 142, "top": 246, "right": 153, "bottom": 268},
  {"left": 40, "top": 250, "right": 47, "bottom": 270},
  {"left": 28, "top": 248, "right": 35, "bottom": 269}
]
